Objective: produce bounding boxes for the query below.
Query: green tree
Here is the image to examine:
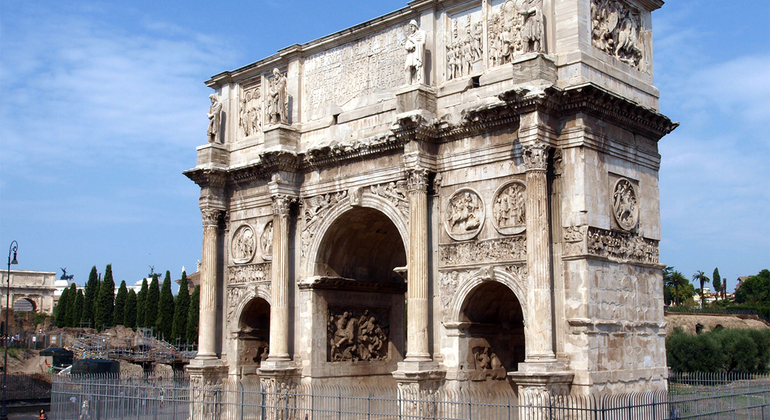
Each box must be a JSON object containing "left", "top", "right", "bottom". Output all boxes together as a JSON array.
[
  {"left": 187, "top": 285, "right": 200, "bottom": 345},
  {"left": 145, "top": 274, "right": 160, "bottom": 332},
  {"left": 712, "top": 268, "right": 722, "bottom": 301},
  {"left": 55, "top": 286, "right": 70, "bottom": 328},
  {"left": 64, "top": 283, "right": 79, "bottom": 327},
  {"left": 136, "top": 279, "right": 149, "bottom": 328},
  {"left": 664, "top": 268, "right": 690, "bottom": 306},
  {"left": 124, "top": 289, "right": 137, "bottom": 330},
  {"left": 113, "top": 280, "right": 128, "bottom": 327},
  {"left": 172, "top": 271, "right": 190, "bottom": 345},
  {"left": 82, "top": 266, "right": 100, "bottom": 328},
  {"left": 693, "top": 270, "right": 710, "bottom": 308},
  {"left": 95, "top": 264, "right": 115, "bottom": 331},
  {"left": 74, "top": 290, "right": 84, "bottom": 327},
  {"left": 735, "top": 269, "right": 770, "bottom": 304},
  {"left": 155, "top": 271, "right": 175, "bottom": 340}
]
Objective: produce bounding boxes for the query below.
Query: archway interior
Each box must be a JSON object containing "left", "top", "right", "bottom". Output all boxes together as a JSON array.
[
  {"left": 315, "top": 207, "right": 406, "bottom": 283},
  {"left": 461, "top": 282, "right": 525, "bottom": 374},
  {"left": 13, "top": 298, "right": 35, "bottom": 312},
  {"left": 238, "top": 297, "right": 270, "bottom": 366}
]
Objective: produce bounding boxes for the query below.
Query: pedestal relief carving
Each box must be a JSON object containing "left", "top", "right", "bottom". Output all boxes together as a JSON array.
[
  {"left": 591, "top": 0, "right": 648, "bottom": 69},
  {"left": 445, "top": 188, "right": 484, "bottom": 241},
  {"left": 440, "top": 236, "right": 526, "bottom": 266},
  {"left": 370, "top": 181, "right": 409, "bottom": 216},
  {"left": 563, "top": 225, "right": 587, "bottom": 256},
  {"left": 231, "top": 224, "right": 256, "bottom": 264},
  {"left": 327, "top": 307, "right": 389, "bottom": 362},
  {"left": 492, "top": 181, "right": 526, "bottom": 235},
  {"left": 261, "top": 220, "right": 273, "bottom": 260},
  {"left": 587, "top": 227, "right": 659, "bottom": 264},
  {"left": 612, "top": 178, "right": 639, "bottom": 231},
  {"left": 239, "top": 85, "right": 262, "bottom": 137},
  {"left": 228, "top": 263, "right": 271, "bottom": 285}
]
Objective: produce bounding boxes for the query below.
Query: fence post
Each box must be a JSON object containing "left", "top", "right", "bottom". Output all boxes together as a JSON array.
[
  {"left": 368, "top": 390, "right": 371, "bottom": 420},
  {"left": 338, "top": 385, "right": 342, "bottom": 420},
  {"left": 240, "top": 380, "right": 245, "bottom": 420}
]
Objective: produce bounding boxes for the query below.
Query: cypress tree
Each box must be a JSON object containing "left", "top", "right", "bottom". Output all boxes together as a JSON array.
[
  {"left": 712, "top": 268, "right": 722, "bottom": 301},
  {"left": 156, "top": 271, "right": 175, "bottom": 340},
  {"left": 136, "top": 279, "right": 149, "bottom": 328},
  {"left": 172, "top": 271, "right": 190, "bottom": 345},
  {"left": 187, "top": 285, "right": 200, "bottom": 345},
  {"left": 65, "top": 283, "right": 79, "bottom": 327},
  {"left": 145, "top": 274, "right": 160, "bottom": 332},
  {"left": 83, "top": 266, "right": 99, "bottom": 328},
  {"left": 113, "top": 280, "right": 128, "bottom": 326},
  {"left": 124, "top": 289, "right": 137, "bottom": 330},
  {"left": 74, "top": 290, "right": 84, "bottom": 327},
  {"left": 55, "top": 287, "right": 70, "bottom": 328},
  {"left": 95, "top": 264, "right": 115, "bottom": 331}
]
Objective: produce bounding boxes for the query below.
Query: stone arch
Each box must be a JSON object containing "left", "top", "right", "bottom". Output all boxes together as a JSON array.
[
  {"left": 230, "top": 286, "right": 271, "bottom": 332},
  {"left": 13, "top": 297, "right": 37, "bottom": 312},
  {"left": 448, "top": 267, "right": 528, "bottom": 326},
  {"left": 305, "top": 193, "right": 409, "bottom": 279},
  {"left": 234, "top": 293, "right": 271, "bottom": 370}
]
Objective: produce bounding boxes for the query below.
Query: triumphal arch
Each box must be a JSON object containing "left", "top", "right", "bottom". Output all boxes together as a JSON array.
[{"left": 185, "top": 0, "right": 676, "bottom": 397}]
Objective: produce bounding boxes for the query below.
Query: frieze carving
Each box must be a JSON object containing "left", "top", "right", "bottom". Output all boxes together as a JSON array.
[
  {"left": 239, "top": 84, "right": 262, "bottom": 137},
  {"left": 370, "top": 181, "right": 408, "bottom": 216},
  {"left": 261, "top": 221, "right": 273, "bottom": 259},
  {"left": 445, "top": 188, "right": 484, "bottom": 240},
  {"left": 522, "top": 142, "right": 549, "bottom": 171},
  {"left": 587, "top": 227, "right": 658, "bottom": 264},
  {"left": 488, "top": 0, "right": 544, "bottom": 68},
  {"left": 492, "top": 181, "right": 526, "bottom": 235},
  {"left": 471, "top": 346, "right": 507, "bottom": 381},
  {"left": 327, "top": 306, "right": 389, "bottom": 362},
  {"left": 231, "top": 224, "right": 256, "bottom": 264},
  {"left": 612, "top": 178, "right": 639, "bottom": 231},
  {"left": 563, "top": 225, "right": 587, "bottom": 256},
  {"left": 226, "top": 286, "right": 249, "bottom": 326},
  {"left": 301, "top": 191, "right": 349, "bottom": 259},
  {"left": 439, "top": 270, "right": 470, "bottom": 316},
  {"left": 440, "top": 236, "right": 526, "bottom": 266},
  {"left": 446, "top": 13, "right": 483, "bottom": 80},
  {"left": 591, "top": 0, "right": 648, "bottom": 70},
  {"left": 228, "top": 263, "right": 271, "bottom": 285}
]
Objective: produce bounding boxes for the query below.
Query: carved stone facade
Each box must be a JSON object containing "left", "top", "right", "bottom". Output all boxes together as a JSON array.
[{"left": 186, "top": 0, "right": 675, "bottom": 400}]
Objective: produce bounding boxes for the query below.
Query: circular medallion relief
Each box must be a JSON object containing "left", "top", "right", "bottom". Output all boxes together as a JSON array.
[
  {"left": 612, "top": 178, "right": 639, "bottom": 231},
  {"left": 231, "top": 224, "right": 256, "bottom": 264},
  {"left": 492, "top": 181, "right": 526, "bottom": 235},
  {"left": 260, "top": 220, "right": 273, "bottom": 261},
  {"left": 444, "top": 188, "right": 485, "bottom": 241}
]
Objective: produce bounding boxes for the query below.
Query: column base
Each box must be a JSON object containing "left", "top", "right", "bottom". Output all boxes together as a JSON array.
[
  {"left": 394, "top": 361, "right": 446, "bottom": 419},
  {"left": 187, "top": 362, "right": 228, "bottom": 419}
]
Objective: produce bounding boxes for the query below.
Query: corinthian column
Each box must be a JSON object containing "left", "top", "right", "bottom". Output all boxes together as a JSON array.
[
  {"left": 523, "top": 142, "right": 556, "bottom": 362},
  {"left": 198, "top": 208, "right": 222, "bottom": 359},
  {"left": 406, "top": 168, "right": 431, "bottom": 361},
  {"left": 267, "top": 195, "right": 291, "bottom": 362}
]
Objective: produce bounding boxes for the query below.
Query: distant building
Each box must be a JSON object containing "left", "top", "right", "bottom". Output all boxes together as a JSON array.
[{"left": 0, "top": 270, "right": 57, "bottom": 313}]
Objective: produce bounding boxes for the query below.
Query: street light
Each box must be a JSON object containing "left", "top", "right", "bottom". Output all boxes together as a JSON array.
[{"left": 1, "top": 240, "right": 17, "bottom": 420}]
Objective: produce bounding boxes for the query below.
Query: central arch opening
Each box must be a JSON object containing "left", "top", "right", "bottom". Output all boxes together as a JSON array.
[
  {"left": 315, "top": 207, "right": 406, "bottom": 282},
  {"left": 461, "top": 281, "right": 525, "bottom": 381},
  {"left": 313, "top": 207, "right": 407, "bottom": 369}
]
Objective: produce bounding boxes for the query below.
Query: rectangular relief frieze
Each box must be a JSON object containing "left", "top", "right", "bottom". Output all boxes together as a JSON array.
[
  {"left": 439, "top": 235, "right": 526, "bottom": 266},
  {"left": 228, "top": 263, "right": 271, "bottom": 285},
  {"left": 327, "top": 306, "right": 390, "bottom": 362}
]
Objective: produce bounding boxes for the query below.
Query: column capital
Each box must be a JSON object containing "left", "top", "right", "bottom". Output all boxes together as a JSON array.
[
  {"left": 522, "top": 142, "right": 550, "bottom": 171},
  {"left": 271, "top": 194, "right": 295, "bottom": 216},
  {"left": 201, "top": 208, "right": 223, "bottom": 228},
  {"left": 407, "top": 168, "right": 430, "bottom": 192}
]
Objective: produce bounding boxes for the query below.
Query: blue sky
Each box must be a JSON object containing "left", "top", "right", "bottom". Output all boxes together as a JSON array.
[{"left": 1, "top": 1, "right": 768, "bottom": 293}]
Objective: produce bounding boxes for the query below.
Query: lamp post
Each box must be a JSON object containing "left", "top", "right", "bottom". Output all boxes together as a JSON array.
[{"left": 1, "top": 241, "right": 17, "bottom": 420}]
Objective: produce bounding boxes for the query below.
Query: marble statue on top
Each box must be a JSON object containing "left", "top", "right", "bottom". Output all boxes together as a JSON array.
[
  {"left": 404, "top": 20, "right": 426, "bottom": 85},
  {"left": 268, "top": 68, "right": 288, "bottom": 125},
  {"left": 207, "top": 94, "right": 223, "bottom": 143}
]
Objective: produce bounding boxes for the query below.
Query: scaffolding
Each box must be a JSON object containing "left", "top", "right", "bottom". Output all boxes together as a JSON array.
[{"left": 70, "top": 328, "right": 197, "bottom": 365}]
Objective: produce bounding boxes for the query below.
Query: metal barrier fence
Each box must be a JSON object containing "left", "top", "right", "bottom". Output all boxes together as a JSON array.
[{"left": 51, "top": 372, "right": 770, "bottom": 420}]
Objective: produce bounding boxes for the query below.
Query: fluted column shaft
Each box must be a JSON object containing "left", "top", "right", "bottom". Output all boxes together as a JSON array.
[
  {"left": 267, "top": 195, "right": 291, "bottom": 361},
  {"left": 406, "top": 168, "right": 431, "bottom": 361},
  {"left": 523, "top": 143, "right": 556, "bottom": 361},
  {"left": 198, "top": 208, "right": 221, "bottom": 359}
]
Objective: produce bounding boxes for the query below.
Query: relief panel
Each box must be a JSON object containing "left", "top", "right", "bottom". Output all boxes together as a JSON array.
[
  {"left": 239, "top": 83, "right": 263, "bottom": 138},
  {"left": 591, "top": 0, "right": 651, "bottom": 71},
  {"left": 327, "top": 306, "right": 390, "bottom": 362},
  {"left": 440, "top": 236, "right": 526, "bottom": 266},
  {"left": 488, "top": 0, "right": 544, "bottom": 68},
  {"left": 231, "top": 223, "right": 257, "bottom": 264},
  {"left": 445, "top": 188, "right": 485, "bottom": 241},
  {"left": 445, "top": 5, "right": 484, "bottom": 80},
  {"left": 491, "top": 180, "right": 526, "bottom": 235}
]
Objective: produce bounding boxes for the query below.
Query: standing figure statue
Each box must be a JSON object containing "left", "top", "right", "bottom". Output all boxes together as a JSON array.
[
  {"left": 404, "top": 20, "right": 426, "bottom": 85},
  {"left": 268, "top": 68, "right": 287, "bottom": 125},
  {"left": 207, "top": 94, "right": 223, "bottom": 143},
  {"left": 519, "top": 0, "right": 544, "bottom": 53}
]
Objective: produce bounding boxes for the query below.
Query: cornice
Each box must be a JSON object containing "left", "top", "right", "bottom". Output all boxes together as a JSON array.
[
  {"left": 184, "top": 168, "right": 227, "bottom": 189},
  {"left": 303, "top": 133, "right": 407, "bottom": 170}
]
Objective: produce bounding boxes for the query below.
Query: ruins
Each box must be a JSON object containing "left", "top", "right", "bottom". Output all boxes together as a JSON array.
[{"left": 185, "top": 0, "right": 677, "bottom": 398}]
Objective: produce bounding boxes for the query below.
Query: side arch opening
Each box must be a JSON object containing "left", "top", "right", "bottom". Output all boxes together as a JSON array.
[{"left": 237, "top": 297, "right": 270, "bottom": 368}]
